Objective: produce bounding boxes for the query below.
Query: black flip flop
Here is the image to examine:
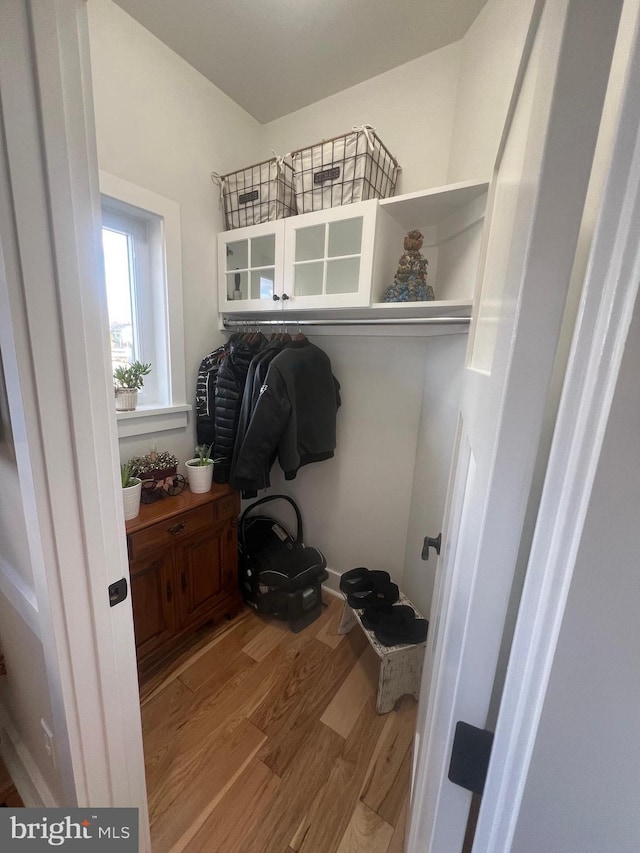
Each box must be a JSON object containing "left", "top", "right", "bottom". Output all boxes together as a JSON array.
[
  {"left": 374, "top": 609, "right": 428, "bottom": 646},
  {"left": 340, "top": 567, "right": 391, "bottom": 595},
  {"left": 361, "top": 603, "right": 414, "bottom": 631},
  {"left": 340, "top": 567, "right": 370, "bottom": 594},
  {"left": 347, "top": 581, "right": 399, "bottom": 610}
]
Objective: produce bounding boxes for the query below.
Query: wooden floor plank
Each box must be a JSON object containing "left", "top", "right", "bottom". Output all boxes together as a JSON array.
[
  {"left": 182, "top": 758, "right": 280, "bottom": 853},
  {"left": 335, "top": 800, "right": 394, "bottom": 853},
  {"left": 142, "top": 649, "right": 258, "bottom": 763},
  {"left": 255, "top": 631, "right": 368, "bottom": 777},
  {"left": 240, "top": 722, "right": 345, "bottom": 853},
  {"left": 145, "top": 642, "right": 286, "bottom": 816},
  {"left": 139, "top": 608, "right": 254, "bottom": 704},
  {"left": 150, "top": 718, "right": 265, "bottom": 852},
  {"left": 316, "top": 598, "right": 347, "bottom": 649},
  {"left": 386, "top": 793, "right": 409, "bottom": 853},
  {"left": 320, "top": 644, "right": 379, "bottom": 738},
  {"left": 178, "top": 615, "right": 265, "bottom": 692},
  {"left": 291, "top": 696, "right": 388, "bottom": 853},
  {"left": 242, "top": 621, "right": 290, "bottom": 662},
  {"left": 360, "top": 694, "right": 417, "bottom": 826}
]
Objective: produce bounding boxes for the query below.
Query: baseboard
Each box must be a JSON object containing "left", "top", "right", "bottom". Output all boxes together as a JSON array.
[
  {"left": 322, "top": 567, "right": 342, "bottom": 599},
  {"left": 0, "top": 705, "right": 57, "bottom": 807}
]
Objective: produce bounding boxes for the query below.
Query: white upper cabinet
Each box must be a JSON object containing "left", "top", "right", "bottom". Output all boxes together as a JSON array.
[
  {"left": 282, "top": 200, "right": 377, "bottom": 309},
  {"left": 217, "top": 180, "right": 488, "bottom": 316}
]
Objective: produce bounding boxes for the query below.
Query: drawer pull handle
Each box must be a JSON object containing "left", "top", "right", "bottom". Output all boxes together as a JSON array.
[
  {"left": 167, "top": 522, "right": 186, "bottom": 535},
  {"left": 181, "top": 572, "right": 188, "bottom": 592},
  {"left": 166, "top": 580, "right": 172, "bottom": 602}
]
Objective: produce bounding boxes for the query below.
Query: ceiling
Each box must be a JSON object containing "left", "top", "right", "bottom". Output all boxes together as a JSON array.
[{"left": 113, "top": 0, "right": 488, "bottom": 124}]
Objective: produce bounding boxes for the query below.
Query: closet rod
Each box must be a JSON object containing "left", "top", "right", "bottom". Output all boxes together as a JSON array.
[{"left": 222, "top": 316, "right": 471, "bottom": 328}]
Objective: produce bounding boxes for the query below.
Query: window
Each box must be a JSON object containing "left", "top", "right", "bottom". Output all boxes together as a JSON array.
[{"left": 99, "top": 172, "right": 189, "bottom": 437}]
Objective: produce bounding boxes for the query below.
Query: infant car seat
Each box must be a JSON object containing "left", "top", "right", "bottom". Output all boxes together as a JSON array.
[{"left": 238, "top": 494, "right": 327, "bottom": 632}]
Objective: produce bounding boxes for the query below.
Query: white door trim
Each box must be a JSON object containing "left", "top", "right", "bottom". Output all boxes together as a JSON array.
[
  {"left": 0, "top": 0, "right": 149, "bottom": 844},
  {"left": 474, "top": 9, "right": 640, "bottom": 850}
]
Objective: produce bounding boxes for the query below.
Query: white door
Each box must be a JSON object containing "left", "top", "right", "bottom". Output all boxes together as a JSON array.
[
  {"left": 406, "top": 0, "right": 624, "bottom": 850},
  {"left": 0, "top": 0, "right": 150, "bottom": 847}
]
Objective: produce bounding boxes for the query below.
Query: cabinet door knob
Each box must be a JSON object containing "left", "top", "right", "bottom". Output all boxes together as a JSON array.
[
  {"left": 167, "top": 521, "right": 186, "bottom": 535},
  {"left": 281, "top": 293, "right": 289, "bottom": 301},
  {"left": 272, "top": 294, "right": 280, "bottom": 301}
]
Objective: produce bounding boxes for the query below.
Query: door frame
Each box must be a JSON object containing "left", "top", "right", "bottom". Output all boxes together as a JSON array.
[
  {"left": 472, "top": 8, "right": 640, "bottom": 849},
  {"left": 0, "top": 0, "right": 150, "bottom": 846}
]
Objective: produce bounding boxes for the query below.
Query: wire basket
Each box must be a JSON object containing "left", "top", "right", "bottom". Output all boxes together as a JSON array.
[
  {"left": 292, "top": 126, "right": 400, "bottom": 214},
  {"left": 214, "top": 156, "right": 297, "bottom": 230}
]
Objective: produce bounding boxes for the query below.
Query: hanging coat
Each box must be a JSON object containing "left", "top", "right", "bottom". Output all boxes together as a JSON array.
[
  {"left": 213, "top": 335, "right": 265, "bottom": 483},
  {"left": 230, "top": 338, "right": 341, "bottom": 491}
]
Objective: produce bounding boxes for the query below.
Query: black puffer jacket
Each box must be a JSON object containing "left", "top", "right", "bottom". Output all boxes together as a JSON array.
[
  {"left": 195, "top": 344, "right": 227, "bottom": 449},
  {"left": 213, "top": 335, "right": 265, "bottom": 483}
]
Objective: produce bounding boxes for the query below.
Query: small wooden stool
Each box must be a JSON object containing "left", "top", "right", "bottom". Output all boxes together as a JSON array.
[{"left": 338, "top": 591, "right": 427, "bottom": 714}]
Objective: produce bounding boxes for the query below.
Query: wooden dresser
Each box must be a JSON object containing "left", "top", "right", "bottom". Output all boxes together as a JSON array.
[{"left": 125, "top": 484, "right": 242, "bottom": 675}]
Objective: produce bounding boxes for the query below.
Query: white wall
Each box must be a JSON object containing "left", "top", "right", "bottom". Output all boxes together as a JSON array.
[
  {"left": 87, "top": 0, "right": 263, "bottom": 465},
  {"left": 257, "top": 45, "right": 463, "bottom": 597},
  {"left": 512, "top": 294, "right": 640, "bottom": 853},
  {"left": 447, "top": 0, "right": 537, "bottom": 183},
  {"left": 265, "top": 334, "right": 430, "bottom": 591},
  {"left": 262, "top": 44, "right": 461, "bottom": 196}
]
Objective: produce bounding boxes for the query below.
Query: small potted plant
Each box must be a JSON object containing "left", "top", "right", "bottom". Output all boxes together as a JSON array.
[
  {"left": 185, "top": 445, "right": 216, "bottom": 494},
  {"left": 129, "top": 449, "right": 182, "bottom": 503},
  {"left": 113, "top": 361, "right": 151, "bottom": 411},
  {"left": 121, "top": 462, "right": 142, "bottom": 520}
]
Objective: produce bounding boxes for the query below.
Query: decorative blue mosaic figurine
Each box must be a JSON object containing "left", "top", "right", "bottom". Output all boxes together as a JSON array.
[{"left": 383, "top": 229, "right": 434, "bottom": 302}]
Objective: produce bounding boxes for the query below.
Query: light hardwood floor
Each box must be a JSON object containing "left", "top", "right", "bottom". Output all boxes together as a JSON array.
[{"left": 140, "top": 595, "right": 417, "bottom": 852}]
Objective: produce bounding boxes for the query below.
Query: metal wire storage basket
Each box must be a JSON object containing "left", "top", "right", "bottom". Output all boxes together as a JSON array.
[
  {"left": 292, "top": 126, "right": 400, "bottom": 213},
  {"left": 214, "top": 156, "right": 297, "bottom": 230}
]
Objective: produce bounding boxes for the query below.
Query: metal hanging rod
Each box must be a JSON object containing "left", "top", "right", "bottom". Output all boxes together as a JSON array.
[{"left": 222, "top": 316, "right": 470, "bottom": 328}]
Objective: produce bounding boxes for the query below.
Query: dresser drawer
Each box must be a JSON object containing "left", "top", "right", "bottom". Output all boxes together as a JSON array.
[
  {"left": 128, "top": 502, "right": 215, "bottom": 563},
  {"left": 216, "top": 491, "right": 240, "bottom": 521}
]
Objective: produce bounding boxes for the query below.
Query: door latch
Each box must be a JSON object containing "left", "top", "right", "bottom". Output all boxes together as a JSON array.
[
  {"left": 108, "top": 578, "right": 128, "bottom": 608},
  {"left": 448, "top": 721, "right": 494, "bottom": 794},
  {"left": 422, "top": 532, "right": 442, "bottom": 560}
]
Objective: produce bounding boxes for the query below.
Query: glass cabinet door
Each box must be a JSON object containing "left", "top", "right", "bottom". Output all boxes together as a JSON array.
[
  {"left": 218, "top": 220, "right": 284, "bottom": 311},
  {"left": 284, "top": 201, "right": 376, "bottom": 308}
]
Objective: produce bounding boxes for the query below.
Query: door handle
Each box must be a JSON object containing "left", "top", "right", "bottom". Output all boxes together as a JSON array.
[{"left": 422, "top": 533, "right": 442, "bottom": 560}]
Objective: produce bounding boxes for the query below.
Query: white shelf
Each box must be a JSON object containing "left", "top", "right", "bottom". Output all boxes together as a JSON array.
[{"left": 379, "top": 180, "right": 489, "bottom": 229}]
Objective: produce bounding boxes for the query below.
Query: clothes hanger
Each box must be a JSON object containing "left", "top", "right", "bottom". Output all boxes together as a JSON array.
[{"left": 293, "top": 318, "right": 306, "bottom": 341}]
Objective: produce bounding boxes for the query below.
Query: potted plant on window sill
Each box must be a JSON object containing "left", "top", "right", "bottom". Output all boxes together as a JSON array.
[
  {"left": 113, "top": 361, "right": 151, "bottom": 412},
  {"left": 185, "top": 445, "right": 216, "bottom": 494},
  {"left": 121, "top": 463, "right": 142, "bottom": 521}
]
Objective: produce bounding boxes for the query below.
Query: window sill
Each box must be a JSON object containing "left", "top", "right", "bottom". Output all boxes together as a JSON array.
[{"left": 116, "top": 404, "right": 191, "bottom": 438}]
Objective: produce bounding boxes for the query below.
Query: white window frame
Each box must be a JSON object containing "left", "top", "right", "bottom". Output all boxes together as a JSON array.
[{"left": 99, "top": 171, "right": 189, "bottom": 437}]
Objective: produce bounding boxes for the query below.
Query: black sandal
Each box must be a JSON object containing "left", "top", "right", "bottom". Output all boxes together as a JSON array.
[{"left": 374, "top": 609, "right": 428, "bottom": 646}]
